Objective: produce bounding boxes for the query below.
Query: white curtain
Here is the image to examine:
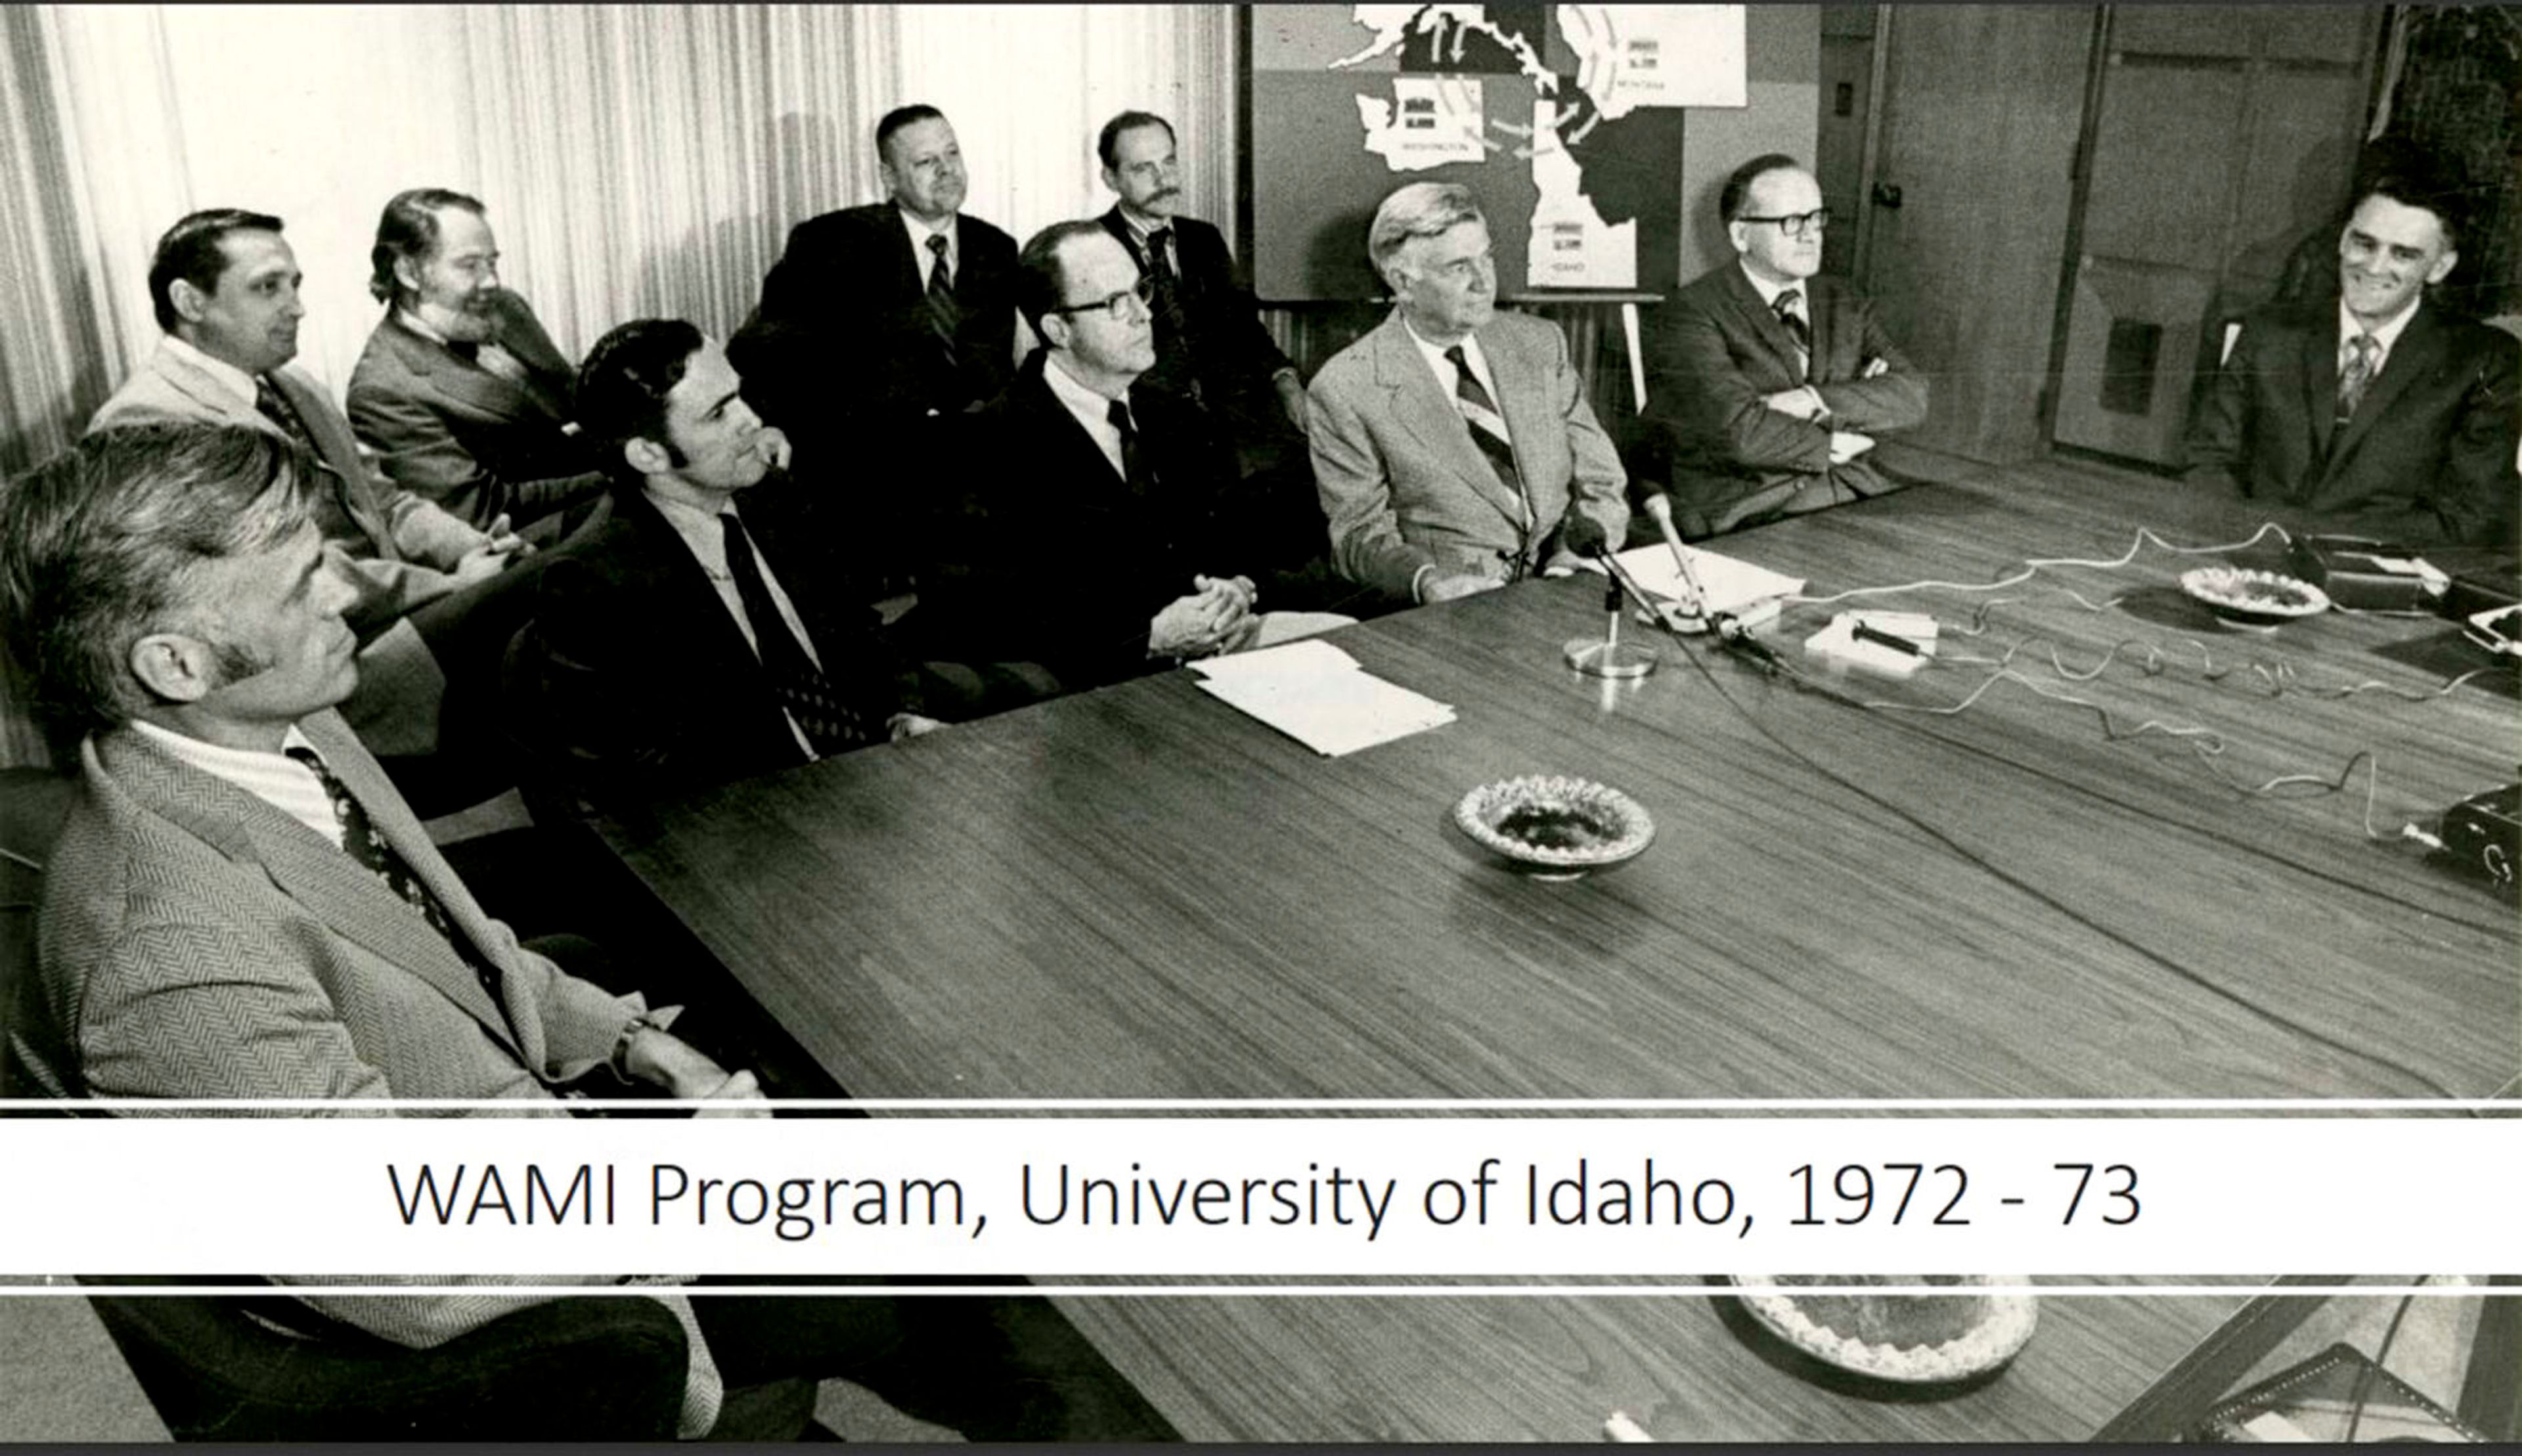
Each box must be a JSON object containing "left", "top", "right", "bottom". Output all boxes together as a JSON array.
[{"left": 0, "top": 2, "right": 1237, "bottom": 768}]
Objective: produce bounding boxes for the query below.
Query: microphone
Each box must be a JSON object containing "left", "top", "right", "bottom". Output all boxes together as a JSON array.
[
  {"left": 1557, "top": 515, "right": 1658, "bottom": 680},
  {"left": 1640, "top": 495, "right": 1710, "bottom": 630}
]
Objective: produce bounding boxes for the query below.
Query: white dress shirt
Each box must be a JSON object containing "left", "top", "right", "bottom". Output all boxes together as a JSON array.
[
  {"left": 132, "top": 718, "right": 342, "bottom": 849},
  {"left": 643, "top": 487, "right": 825, "bottom": 760},
  {"left": 898, "top": 207, "right": 960, "bottom": 283},
  {"left": 1738, "top": 258, "right": 1819, "bottom": 393},
  {"left": 2337, "top": 295, "right": 2422, "bottom": 380},
  {"left": 1042, "top": 353, "right": 1133, "bottom": 481}
]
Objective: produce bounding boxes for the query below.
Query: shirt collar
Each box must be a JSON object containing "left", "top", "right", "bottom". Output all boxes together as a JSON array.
[
  {"left": 1401, "top": 314, "right": 1486, "bottom": 384},
  {"left": 131, "top": 716, "right": 316, "bottom": 771},
  {"left": 898, "top": 206, "right": 959, "bottom": 264},
  {"left": 1043, "top": 350, "right": 1130, "bottom": 426},
  {"left": 2339, "top": 295, "right": 2421, "bottom": 355},
  {"left": 643, "top": 485, "right": 739, "bottom": 575},
  {"left": 162, "top": 332, "right": 261, "bottom": 412},
  {"left": 1737, "top": 258, "right": 1809, "bottom": 310},
  {"left": 1116, "top": 204, "right": 1171, "bottom": 242}
]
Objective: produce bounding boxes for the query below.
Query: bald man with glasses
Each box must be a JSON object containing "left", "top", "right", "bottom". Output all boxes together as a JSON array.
[{"left": 1641, "top": 154, "right": 1927, "bottom": 539}]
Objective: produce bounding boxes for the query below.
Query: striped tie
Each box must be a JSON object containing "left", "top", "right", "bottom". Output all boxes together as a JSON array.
[
  {"left": 1773, "top": 288, "right": 1811, "bottom": 379},
  {"left": 924, "top": 232, "right": 959, "bottom": 368},
  {"left": 720, "top": 512, "right": 883, "bottom": 758},
  {"left": 2335, "top": 332, "right": 2376, "bottom": 431},
  {"left": 1444, "top": 344, "right": 1530, "bottom": 531}
]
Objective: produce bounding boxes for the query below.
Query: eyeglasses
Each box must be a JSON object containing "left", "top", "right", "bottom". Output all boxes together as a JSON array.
[
  {"left": 1738, "top": 208, "right": 1831, "bottom": 238},
  {"left": 1050, "top": 275, "right": 1156, "bottom": 321}
]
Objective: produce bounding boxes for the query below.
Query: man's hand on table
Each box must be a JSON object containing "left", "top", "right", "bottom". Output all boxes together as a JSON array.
[
  {"left": 1422, "top": 570, "right": 1505, "bottom": 603},
  {"left": 1151, "top": 575, "right": 1258, "bottom": 659},
  {"left": 623, "top": 1025, "right": 771, "bottom": 1118}
]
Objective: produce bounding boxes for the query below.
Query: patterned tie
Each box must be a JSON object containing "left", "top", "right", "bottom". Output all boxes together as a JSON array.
[
  {"left": 1107, "top": 397, "right": 1153, "bottom": 495},
  {"left": 2335, "top": 332, "right": 2377, "bottom": 434},
  {"left": 923, "top": 232, "right": 960, "bottom": 368},
  {"left": 1773, "top": 288, "right": 1811, "bottom": 378},
  {"left": 719, "top": 512, "right": 881, "bottom": 758},
  {"left": 254, "top": 376, "right": 318, "bottom": 452},
  {"left": 284, "top": 745, "right": 510, "bottom": 1028},
  {"left": 1444, "top": 344, "right": 1530, "bottom": 533}
]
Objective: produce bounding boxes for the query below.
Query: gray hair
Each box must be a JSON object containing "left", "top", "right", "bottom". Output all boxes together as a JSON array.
[
  {"left": 1367, "top": 182, "right": 1486, "bottom": 286},
  {"left": 0, "top": 422, "right": 309, "bottom": 737}
]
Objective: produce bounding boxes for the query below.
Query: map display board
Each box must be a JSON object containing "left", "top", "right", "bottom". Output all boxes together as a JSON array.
[{"left": 1248, "top": 5, "right": 1745, "bottom": 302}]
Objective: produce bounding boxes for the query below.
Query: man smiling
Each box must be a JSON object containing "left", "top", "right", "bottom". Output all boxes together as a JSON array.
[{"left": 2187, "top": 155, "right": 2520, "bottom": 546}]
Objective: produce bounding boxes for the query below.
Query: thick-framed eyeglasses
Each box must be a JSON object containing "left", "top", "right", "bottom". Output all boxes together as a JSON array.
[
  {"left": 1050, "top": 275, "right": 1157, "bottom": 321},
  {"left": 1738, "top": 208, "right": 1831, "bottom": 238}
]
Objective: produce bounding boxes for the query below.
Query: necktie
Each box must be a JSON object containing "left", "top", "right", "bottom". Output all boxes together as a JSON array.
[
  {"left": 1773, "top": 289, "right": 1811, "bottom": 377},
  {"left": 1143, "top": 227, "right": 1177, "bottom": 288},
  {"left": 924, "top": 232, "right": 960, "bottom": 368},
  {"left": 2335, "top": 332, "right": 2377, "bottom": 434},
  {"left": 719, "top": 512, "right": 881, "bottom": 757},
  {"left": 254, "top": 376, "right": 317, "bottom": 452},
  {"left": 445, "top": 339, "right": 482, "bottom": 364},
  {"left": 1444, "top": 344, "right": 1530, "bottom": 534},
  {"left": 1107, "top": 397, "right": 1153, "bottom": 495},
  {"left": 284, "top": 745, "right": 510, "bottom": 1028}
]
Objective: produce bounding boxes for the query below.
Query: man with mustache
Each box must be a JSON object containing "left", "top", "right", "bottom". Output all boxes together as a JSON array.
[
  {"left": 2186, "top": 155, "right": 2519, "bottom": 547},
  {"left": 346, "top": 188, "right": 609, "bottom": 539}
]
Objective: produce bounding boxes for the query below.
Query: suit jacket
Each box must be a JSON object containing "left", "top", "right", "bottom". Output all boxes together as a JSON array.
[
  {"left": 730, "top": 202, "right": 1019, "bottom": 443},
  {"left": 1643, "top": 261, "right": 1928, "bottom": 539},
  {"left": 924, "top": 355, "right": 1261, "bottom": 689},
  {"left": 87, "top": 341, "right": 472, "bottom": 756},
  {"left": 1306, "top": 307, "right": 1629, "bottom": 604},
  {"left": 512, "top": 482, "right": 919, "bottom": 817},
  {"left": 345, "top": 294, "right": 609, "bottom": 533},
  {"left": 30, "top": 708, "right": 722, "bottom": 1434},
  {"left": 1097, "top": 208, "right": 1291, "bottom": 412},
  {"left": 2184, "top": 300, "right": 2521, "bottom": 548}
]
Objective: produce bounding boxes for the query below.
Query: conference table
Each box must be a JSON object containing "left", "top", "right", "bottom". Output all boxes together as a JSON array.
[{"left": 594, "top": 455, "right": 2518, "bottom": 1441}]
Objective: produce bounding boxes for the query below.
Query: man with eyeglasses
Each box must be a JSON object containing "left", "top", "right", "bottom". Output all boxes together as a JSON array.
[
  {"left": 1308, "top": 181, "right": 1629, "bottom": 606},
  {"left": 1641, "top": 154, "right": 1926, "bottom": 539},
  {"left": 922, "top": 222, "right": 1309, "bottom": 690}
]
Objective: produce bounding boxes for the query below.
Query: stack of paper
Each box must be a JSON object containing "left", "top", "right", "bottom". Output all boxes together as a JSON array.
[
  {"left": 1190, "top": 640, "right": 1455, "bottom": 757},
  {"left": 1599, "top": 542, "right": 1806, "bottom": 617}
]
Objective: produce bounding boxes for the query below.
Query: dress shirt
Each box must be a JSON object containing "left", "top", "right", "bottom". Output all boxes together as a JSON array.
[
  {"left": 643, "top": 487, "right": 824, "bottom": 760},
  {"left": 1400, "top": 317, "right": 1503, "bottom": 414},
  {"left": 131, "top": 718, "right": 340, "bottom": 849},
  {"left": 1737, "top": 258, "right": 1821, "bottom": 402},
  {"left": 1116, "top": 206, "right": 1176, "bottom": 277},
  {"left": 2337, "top": 295, "right": 2422, "bottom": 380},
  {"left": 394, "top": 306, "right": 531, "bottom": 386},
  {"left": 160, "top": 333, "right": 261, "bottom": 413},
  {"left": 1042, "top": 353, "right": 1133, "bottom": 481},
  {"left": 897, "top": 207, "right": 959, "bottom": 283}
]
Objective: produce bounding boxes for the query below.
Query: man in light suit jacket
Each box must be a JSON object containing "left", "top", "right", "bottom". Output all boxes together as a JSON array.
[
  {"left": 0, "top": 420, "right": 1172, "bottom": 1442},
  {"left": 346, "top": 188, "right": 608, "bottom": 539},
  {"left": 2185, "top": 164, "right": 2520, "bottom": 548},
  {"left": 1308, "top": 182, "right": 1629, "bottom": 606},
  {"left": 86, "top": 208, "right": 531, "bottom": 776},
  {"left": 1641, "top": 155, "right": 1928, "bottom": 539}
]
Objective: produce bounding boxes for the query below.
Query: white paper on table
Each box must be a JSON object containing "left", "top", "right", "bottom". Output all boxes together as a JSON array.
[
  {"left": 1191, "top": 640, "right": 1455, "bottom": 756},
  {"left": 1587, "top": 543, "right": 1807, "bottom": 617}
]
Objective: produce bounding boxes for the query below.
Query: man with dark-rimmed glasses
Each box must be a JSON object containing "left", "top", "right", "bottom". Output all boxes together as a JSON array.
[{"left": 1641, "top": 154, "right": 1928, "bottom": 539}]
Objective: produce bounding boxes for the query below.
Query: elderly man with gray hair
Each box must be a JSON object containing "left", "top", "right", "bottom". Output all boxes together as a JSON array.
[{"left": 1305, "top": 181, "right": 1628, "bottom": 607}]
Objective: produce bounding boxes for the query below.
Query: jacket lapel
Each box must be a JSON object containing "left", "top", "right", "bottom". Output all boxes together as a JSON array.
[
  {"left": 2327, "top": 305, "right": 2437, "bottom": 472},
  {"left": 383, "top": 315, "right": 556, "bottom": 424},
  {"left": 1718, "top": 264, "right": 1804, "bottom": 384},
  {"left": 2301, "top": 316, "right": 2341, "bottom": 464},
  {"left": 1370, "top": 309, "right": 1527, "bottom": 531}
]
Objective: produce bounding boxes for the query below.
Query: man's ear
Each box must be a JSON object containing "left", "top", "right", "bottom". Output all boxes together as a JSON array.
[
  {"left": 621, "top": 434, "right": 671, "bottom": 477},
  {"left": 169, "top": 278, "right": 211, "bottom": 326},
  {"left": 1726, "top": 221, "right": 1750, "bottom": 256},
  {"left": 128, "top": 632, "right": 219, "bottom": 705},
  {"left": 392, "top": 254, "right": 425, "bottom": 298},
  {"left": 1040, "top": 311, "right": 1073, "bottom": 354},
  {"left": 2425, "top": 247, "right": 2459, "bottom": 288}
]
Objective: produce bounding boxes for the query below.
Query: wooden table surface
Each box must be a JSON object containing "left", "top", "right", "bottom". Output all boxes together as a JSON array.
[{"left": 596, "top": 456, "right": 2519, "bottom": 1441}]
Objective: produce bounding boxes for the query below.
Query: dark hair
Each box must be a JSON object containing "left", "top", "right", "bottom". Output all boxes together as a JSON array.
[
  {"left": 1097, "top": 110, "right": 1174, "bottom": 169},
  {"left": 1717, "top": 153, "right": 1803, "bottom": 224},
  {"left": 1013, "top": 219, "right": 1113, "bottom": 349},
  {"left": 368, "top": 187, "right": 487, "bottom": 305},
  {"left": 574, "top": 319, "right": 705, "bottom": 481},
  {"left": 0, "top": 422, "right": 309, "bottom": 736},
  {"left": 2353, "top": 154, "right": 2470, "bottom": 257},
  {"left": 146, "top": 208, "right": 284, "bottom": 334},
  {"left": 876, "top": 103, "right": 946, "bottom": 164}
]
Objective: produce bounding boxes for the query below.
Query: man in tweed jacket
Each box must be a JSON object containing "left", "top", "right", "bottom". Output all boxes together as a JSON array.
[{"left": 2, "top": 423, "right": 1169, "bottom": 1441}]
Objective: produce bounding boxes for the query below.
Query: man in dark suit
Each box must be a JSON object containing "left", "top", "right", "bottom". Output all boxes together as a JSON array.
[
  {"left": 2185, "top": 162, "right": 2520, "bottom": 548},
  {"left": 0, "top": 420, "right": 1172, "bottom": 1442},
  {"left": 514, "top": 320, "right": 1010, "bottom": 818},
  {"left": 730, "top": 104, "right": 1019, "bottom": 448},
  {"left": 1640, "top": 154, "right": 1928, "bottom": 539},
  {"left": 1307, "top": 183, "right": 1629, "bottom": 607},
  {"left": 925, "top": 221, "right": 1313, "bottom": 691},
  {"left": 346, "top": 188, "right": 608, "bottom": 539}
]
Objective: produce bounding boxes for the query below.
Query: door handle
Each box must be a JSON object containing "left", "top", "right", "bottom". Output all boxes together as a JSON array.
[{"left": 1871, "top": 182, "right": 1903, "bottom": 210}]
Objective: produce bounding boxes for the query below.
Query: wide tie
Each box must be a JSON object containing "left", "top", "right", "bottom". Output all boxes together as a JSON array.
[
  {"left": 1444, "top": 344, "right": 1530, "bottom": 535},
  {"left": 2335, "top": 332, "right": 2377, "bottom": 436},
  {"left": 1773, "top": 288, "right": 1811, "bottom": 377},
  {"left": 924, "top": 232, "right": 960, "bottom": 368},
  {"left": 254, "top": 376, "right": 319, "bottom": 452},
  {"left": 719, "top": 512, "right": 881, "bottom": 758},
  {"left": 284, "top": 745, "right": 511, "bottom": 1028},
  {"left": 1107, "top": 397, "right": 1155, "bottom": 495}
]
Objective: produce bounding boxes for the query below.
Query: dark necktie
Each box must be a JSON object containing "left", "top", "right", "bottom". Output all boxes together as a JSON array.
[
  {"left": 1773, "top": 288, "right": 1811, "bottom": 376},
  {"left": 446, "top": 339, "right": 482, "bottom": 364},
  {"left": 285, "top": 745, "right": 510, "bottom": 1028},
  {"left": 254, "top": 376, "right": 317, "bottom": 452},
  {"left": 1143, "top": 227, "right": 1177, "bottom": 288},
  {"left": 719, "top": 512, "right": 881, "bottom": 757},
  {"left": 1107, "top": 397, "right": 1154, "bottom": 495},
  {"left": 2335, "top": 332, "right": 2377, "bottom": 435},
  {"left": 1444, "top": 344, "right": 1530, "bottom": 535},
  {"left": 924, "top": 232, "right": 960, "bottom": 368}
]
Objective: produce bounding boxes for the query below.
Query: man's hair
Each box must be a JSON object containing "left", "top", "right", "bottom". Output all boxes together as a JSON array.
[
  {"left": 0, "top": 422, "right": 308, "bottom": 737},
  {"left": 1367, "top": 183, "right": 1485, "bottom": 286},
  {"left": 1014, "top": 219, "right": 1113, "bottom": 349},
  {"left": 574, "top": 319, "right": 705, "bottom": 482},
  {"left": 367, "top": 187, "right": 488, "bottom": 305},
  {"left": 2353, "top": 153, "right": 2470, "bottom": 257},
  {"left": 146, "top": 208, "right": 285, "bottom": 334},
  {"left": 875, "top": 103, "right": 946, "bottom": 165},
  {"left": 1718, "top": 154, "right": 1804, "bottom": 224},
  {"left": 1097, "top": 110, "right": 1174, "bottom": 170}
]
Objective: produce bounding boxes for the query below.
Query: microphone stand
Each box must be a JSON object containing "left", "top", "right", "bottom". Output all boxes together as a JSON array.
[{"left": 1562, "top": 549, "right": 1662, "bottom": 679}]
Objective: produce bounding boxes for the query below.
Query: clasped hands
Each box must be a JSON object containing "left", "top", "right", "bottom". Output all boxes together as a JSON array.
[
  {"left": 1760, "top": 359, "right": 1888, "bottom": 466},
  {"left": 619, "top": 1021, "right": 772, "bottom": 1120},
  {"left": 1150, "top": 573, "right": 1260, "bottom": 659}
]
